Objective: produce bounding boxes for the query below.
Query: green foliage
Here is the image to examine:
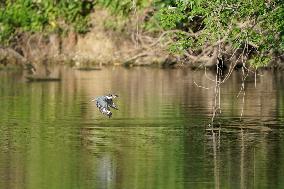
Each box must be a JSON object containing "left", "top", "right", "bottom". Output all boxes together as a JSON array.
[
  {"left": 0, "top": 0, "right": 283, "bottom": 67},
  {"left": 76, "top": 0, "right": 284, "bottom": 67},
  {"left": 155, "top": 7, "right": 185, "bottom": 30},
  {"left": 95, "top": 0, "right": 150, "bottom": 16},
  {"left": 148, "top": 0, "right": 284, "bottom": 67},
  {"left": 167, "top": 31, "right": 193, "bottom": 54},
  {"left": 0, "top": 0, "right": 93, "bottom": 43},
  {"left": 248, "top": 56, "right": 271, "bottom": 69}
]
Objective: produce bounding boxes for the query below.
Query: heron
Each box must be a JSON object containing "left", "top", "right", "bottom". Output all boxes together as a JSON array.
[{"left": 92, "top": 94, "right": 118, "bottom": 118}]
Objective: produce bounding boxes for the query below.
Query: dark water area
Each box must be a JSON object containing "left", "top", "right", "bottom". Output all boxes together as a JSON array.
[{"left": 0, "top": 67, "right": 284, "bottom": 189}]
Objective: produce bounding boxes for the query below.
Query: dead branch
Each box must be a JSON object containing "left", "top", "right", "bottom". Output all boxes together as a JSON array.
[
  {"left": 124, "top": 52, "right": 149, "bottom": 63},
  {"left": 0, "top": 47, "right": 28, "bottom": 64}
]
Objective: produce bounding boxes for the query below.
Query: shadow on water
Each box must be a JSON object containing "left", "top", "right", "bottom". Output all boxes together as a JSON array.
[{"left": 0, "top": 67, "right": 284, "bottom": 189}]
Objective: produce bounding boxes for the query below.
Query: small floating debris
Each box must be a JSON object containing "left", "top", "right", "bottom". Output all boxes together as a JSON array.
[
  {"left": 76, "top": 67, "right": 102, "bottom": 71},
  {"left": 25, "top": 75, "right": 61, "bottom": 82}
]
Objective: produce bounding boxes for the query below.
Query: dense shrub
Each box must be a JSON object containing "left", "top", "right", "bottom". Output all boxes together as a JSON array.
[
  {"left": 150, "top": 0, "right": 284, "bottom": 67},
  {"left": 0, "top": 0, "right": 283, "bottom": 67},
  {"left": 0, "top": 0, "right": 93, "bottom": 43}
]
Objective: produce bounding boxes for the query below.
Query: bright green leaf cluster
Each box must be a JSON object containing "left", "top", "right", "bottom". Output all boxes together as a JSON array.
[
  {"left": 149, "top": 0, "right": 284, "bottom": 67},
  {"left": 0, "top": 0, "right": 93, "bottom": 44}
]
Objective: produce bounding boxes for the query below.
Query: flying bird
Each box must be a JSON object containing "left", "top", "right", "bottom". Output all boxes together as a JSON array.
[{"left": 92, "top": 94, "right": 118, "bottom": 118}]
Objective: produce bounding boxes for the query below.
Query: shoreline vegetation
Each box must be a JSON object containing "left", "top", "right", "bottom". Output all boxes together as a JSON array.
[{"left": 0, "top": 0, "right": 283, "bottom": 71}]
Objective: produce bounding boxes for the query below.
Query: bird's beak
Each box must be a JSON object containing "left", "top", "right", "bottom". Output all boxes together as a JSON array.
[{"left": 91, "top": 99, "right": 96, "bottom": 102}]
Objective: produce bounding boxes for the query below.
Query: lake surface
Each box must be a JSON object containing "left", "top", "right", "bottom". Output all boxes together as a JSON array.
[{"left": 0, "top": 67, "right": 284, "bottom": 189}]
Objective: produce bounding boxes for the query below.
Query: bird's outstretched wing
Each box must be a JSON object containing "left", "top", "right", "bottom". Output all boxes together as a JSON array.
[{"left": 99, "top": 107, "right": 112, "bottom": 118}]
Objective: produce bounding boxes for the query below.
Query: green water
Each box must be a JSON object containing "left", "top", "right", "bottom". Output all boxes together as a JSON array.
[{"left": 0, "top": 67, "right": 284, "bottom": 189}]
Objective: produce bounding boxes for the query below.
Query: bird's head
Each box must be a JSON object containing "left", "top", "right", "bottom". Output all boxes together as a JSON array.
[{"left": 106, "top": 94, "right": 118, "bottom": 99}]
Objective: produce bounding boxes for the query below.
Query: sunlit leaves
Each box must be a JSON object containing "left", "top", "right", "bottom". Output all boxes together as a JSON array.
[
  {"left": 96, "top": 0, "right": 149, "bottom": 16},
  {"left": 149, "top": 0, "right": 284, "bottom": 67},
  {"left": 156, "top": 7, "right": 186, "bottom": 30},
  {"left": 0, "top": 0, "right": 93, "bottom": 43},
  {"left": 168, "top": 31, "right": 193, "bottom": 54}
]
